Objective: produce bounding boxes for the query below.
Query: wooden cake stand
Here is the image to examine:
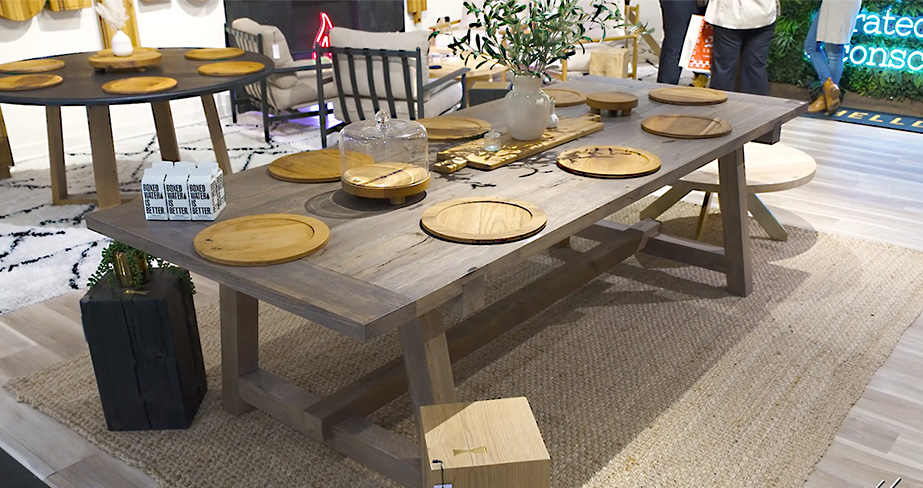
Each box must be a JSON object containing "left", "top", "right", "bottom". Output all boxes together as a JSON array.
[
  {"left": 586, "top": 92, "right": 638, "bottom": 116},
  {"left": 88, "top": 48, "right": 162, "bottom": 71},
  {"left": 341, "top": 163, "right": 430, "bottom": 204}
]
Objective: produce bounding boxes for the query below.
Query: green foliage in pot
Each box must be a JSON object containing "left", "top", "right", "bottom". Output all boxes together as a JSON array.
[
  {"left": 770, "top": 0, "right": 923, "bottom": 102},
  {"left": 446, "top": 0, "right": 645, "bottom": 79},
  {"left": 88, "top": 240, "right": 195, "bottom": 293}
]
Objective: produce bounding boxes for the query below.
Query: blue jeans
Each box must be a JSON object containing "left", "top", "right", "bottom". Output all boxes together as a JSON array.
[
  {"left": 804, "top": 13, "right": 846, "bottom": 85},
  {"left": 657, "top": 0, "right": 705, "bottom": 84}
]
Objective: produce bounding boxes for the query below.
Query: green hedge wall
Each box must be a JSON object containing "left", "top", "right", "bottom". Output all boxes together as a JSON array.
[{"left": 769, "top": 0, "right": 923, "bottom": 101}]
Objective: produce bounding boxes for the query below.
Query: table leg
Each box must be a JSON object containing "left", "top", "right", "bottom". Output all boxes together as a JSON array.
[
  {"left": 747, "top": 193, "right": 788, "bottom": 241},
  {"left": 151, "top": 101, "right": 180, "bottom": 162},
  {"left": 46, "top": 106, "right": 69, "bottom": 203},
  {"left": 201, "top": 94, "right": 232, "bottom": 175},
  {"left": 717, "top": 146, "right": 752, "bottom": 296},
  {"left": 0, "top": 106, "right": 12, "bottom": 180},
  {"left": 220, "top": 284, "right": 259, "bottom": 415},
  {"left": 86, "top": 105, "right": 122, "bottom": 209},
  {"left": 399, "top": 310, "right": 456, "bottom": 413}
]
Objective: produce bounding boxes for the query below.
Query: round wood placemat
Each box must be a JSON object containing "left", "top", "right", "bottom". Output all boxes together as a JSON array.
[
  {"left": 0, "top": 74, "right": 63, "bottom": 92},
  {"left": 184, "top": 48, "right": 246, "bottom": 61},
  {"left": 198, "top": 61, "right": 265, "bottom": 77},
  {"left": 194, "top": 214, "right": 330, "bottom": 266},
  {"left": 648, "top": 86, "right": 727, "bottom": 105},
  {"left": 418, "top": 116, "right": 491, "bottom": 141},
  {"left": 421, "top": 197, "right": 547, "bottom": 244},
  {"left": 341, "top": 163, "right": 430, "bottom": 203},
  {"left": 641, "top": 114, "right": 732, "bottom": 139},
  {"left": 557, "top": 145, "right": 661, "bottom": 179},
  {"left": 544, "top": 87, "right": 587, "bottom": 107},
  {"left": 0, "top": 59, "right": 65, "bottom": 74},
  {"left": 586, "top": 91, "right": 638, "bottom": 114},
  {"left": 268, "top": 149, "right": 373, "bottom": 183},
  {"left": 101, "top": 76, "right": 177, "bottom": 95},
  {"left": 88, "top": 48, "right": 162, "bottom": 71}
]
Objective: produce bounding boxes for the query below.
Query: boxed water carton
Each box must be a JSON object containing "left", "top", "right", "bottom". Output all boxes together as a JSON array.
[
  {"left": 188, "top": 162, "right": 226, "bottom": 221},
  {"left": 141, "top": 168, "right": 169, "bottom": 220},
  {"left": 164, "top": 163, "right": 194, "bottom": 221}
]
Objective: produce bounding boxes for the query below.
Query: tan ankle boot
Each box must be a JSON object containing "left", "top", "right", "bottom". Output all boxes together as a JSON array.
[
  {"left": 807, "top": 95, "right": 826, "bottom": 113},
  {"left": 822, "top": 78, "right": 841, "bottom": 115},
  {"left": 691, "top": 73, "right": 708, "bottom": 88}
]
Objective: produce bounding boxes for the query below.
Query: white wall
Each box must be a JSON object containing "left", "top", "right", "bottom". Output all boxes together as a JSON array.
[{"left": 0, "top": 0, "right": 227, "bottom": 161}]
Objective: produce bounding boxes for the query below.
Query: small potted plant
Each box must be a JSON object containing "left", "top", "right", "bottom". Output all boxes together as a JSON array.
[
  {"left": 446, "top": 0, "right": 638, "bottom": 140},
  {"left": 88, "top": 240, "right": 194, "bottom": 292}
]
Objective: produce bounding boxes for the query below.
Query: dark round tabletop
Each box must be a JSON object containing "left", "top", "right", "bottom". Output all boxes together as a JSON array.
[{"left": 0, "top": 48, "right": 273, "bottom": 107}]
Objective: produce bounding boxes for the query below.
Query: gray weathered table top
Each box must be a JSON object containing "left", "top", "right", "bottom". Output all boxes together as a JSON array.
[{"left": 86, "top": 76, "right": 805, "bottom": 341}]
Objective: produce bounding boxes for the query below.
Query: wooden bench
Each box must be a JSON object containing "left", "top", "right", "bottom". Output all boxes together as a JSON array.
[{"left": 640, "top": 143, "right": 816, "bottom": 241}]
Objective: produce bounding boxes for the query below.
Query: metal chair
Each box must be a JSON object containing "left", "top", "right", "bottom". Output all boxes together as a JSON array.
[
  {"left": 225, "top": 20, "right": 332, "bottom": 142},
  {"left": 315, "top": 43, "right": 467, "bottom": 148}
]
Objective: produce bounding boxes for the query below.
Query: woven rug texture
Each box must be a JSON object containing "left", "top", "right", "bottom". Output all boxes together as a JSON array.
[{"left": 7, "top": 199, "right": 923, "bottom": 488}]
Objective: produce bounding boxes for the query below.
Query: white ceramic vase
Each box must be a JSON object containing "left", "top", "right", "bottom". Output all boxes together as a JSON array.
[
  {"left": 505, "top": 75, "right": 553, "bottom": 141},
  {"left": 111, "top": 30, "right": 134, "bottom": 57}
]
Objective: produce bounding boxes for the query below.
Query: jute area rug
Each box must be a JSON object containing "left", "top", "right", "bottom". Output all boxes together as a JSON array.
[{"left": 8, "top": 201, "right": 923, "bottom": 487}]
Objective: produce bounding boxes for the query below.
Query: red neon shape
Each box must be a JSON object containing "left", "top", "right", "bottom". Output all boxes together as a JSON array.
[{"left": 313, "top": 12, "right": 333, "bottom": 59}]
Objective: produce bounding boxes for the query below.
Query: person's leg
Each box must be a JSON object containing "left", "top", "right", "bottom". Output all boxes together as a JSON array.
[
  {"left": 825, "top": 43, "right": 846, "bottom": 85},
  {"left": 738, "top": 22, "right": 775, "bottom": 95},
  {"left": 657, "top": 0, "right": 701, "bottom": 84},
  {"left": 709, "top": 25, "right": 742, "bottom": 92},
  {"left": 804, "top": 13, "right": 833, "bottom": 82}
]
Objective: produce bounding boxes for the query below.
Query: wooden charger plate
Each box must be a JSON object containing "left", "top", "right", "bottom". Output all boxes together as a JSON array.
[
  {"left": 184, "top": 48, "right": 245, "bottom": 61},
  {"left": 88, "top": 48, "right": 162, "bottom": 71},
  {"left": 102, "top": 76, "right": 177, "bottom": 95},
  {"left": 194, "top": 214, "right": 329, "bottom": 266},
  {"left": 418, "top": 116, "right": 491, "bottom": 141},
  {"left": 544, "top": 87, "right": 587, "bottom": 107},
  {"left": 421, "top": 197, "right": 547, "bottom": 244},
  {"left": 0, "top": 74, "right": 63, "bottom": 91},
  {"left": 557, "top": 145, "right": 661, "bottom": 178},
  {"left": 198, "top": 61, "right": 265, "bottom": 77},
  {"left": 341, "top": 162, "right": 430, "bottom": 203},
  {"left": 0, "top": 59, "right": 65, "bottom": 74},
  {"left": 648, "top": 86, "right": 727, "bottom": 105},
  {"left": 641, "top": 114, "right": 732, "bottom": 139},
  {"left": 268, "top": 149, "right": 372, "bottom": 183}
]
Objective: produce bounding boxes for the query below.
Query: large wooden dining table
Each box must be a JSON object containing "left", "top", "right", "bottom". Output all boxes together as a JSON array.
[{"left": 86, "top": 75, "right": 805, "bottom": 487}]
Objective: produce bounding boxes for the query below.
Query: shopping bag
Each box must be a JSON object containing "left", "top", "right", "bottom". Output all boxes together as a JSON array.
[{"left": 678, "top": 14, "right": 714, "bottom": 73}]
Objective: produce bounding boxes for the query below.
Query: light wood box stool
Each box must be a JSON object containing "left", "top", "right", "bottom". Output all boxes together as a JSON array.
[
  {"left": 589, "top": 47, "right": 629, "bottom": 79},
  {"left": 421, "top": 397, "right": 550, "bottom": 488}
]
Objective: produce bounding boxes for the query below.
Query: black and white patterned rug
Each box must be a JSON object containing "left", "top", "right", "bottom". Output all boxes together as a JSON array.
[{"left": 0, "top": 113, "right": 327, "bottom": 313}]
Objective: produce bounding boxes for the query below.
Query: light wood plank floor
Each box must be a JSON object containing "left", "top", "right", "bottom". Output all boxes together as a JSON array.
[{"left": 1, "top": 115, "right": 921, "bottom": 488}]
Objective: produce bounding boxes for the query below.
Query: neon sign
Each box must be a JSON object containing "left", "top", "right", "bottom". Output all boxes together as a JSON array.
[
  {"left": 312, "top": 12, "right": 333, "bottom": 60},
  {"left": 844, "top": 9, "right": 923, "bottom": 72}
]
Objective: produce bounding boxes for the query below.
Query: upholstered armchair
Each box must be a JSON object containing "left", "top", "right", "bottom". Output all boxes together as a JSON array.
[
  {"left": 226, "top": 18, "right": 333, "bottom": 142},
  {"left": 316, "top": 27, "right": 467, "bottom": 146}
]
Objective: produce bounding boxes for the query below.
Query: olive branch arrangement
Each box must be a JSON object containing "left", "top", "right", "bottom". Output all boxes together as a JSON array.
[{"left": 445, "top": 0, "right": 644, "bottom": 79}]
